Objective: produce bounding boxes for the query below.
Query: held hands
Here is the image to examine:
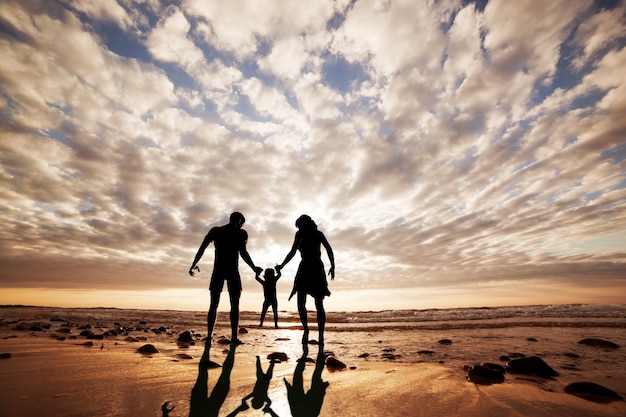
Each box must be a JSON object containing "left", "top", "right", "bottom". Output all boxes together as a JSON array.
[
  {"left": 328, "top": 265, "right": 335, "bottom": 280},
  {"left": 254, "top": 266, "right": 263, "bottom": 275},
  {"left": 275, "top": 264, "right": 283, "bottom": 272},
  {"left": 189, "top": 266, "right": 200, "bottom": 277}
]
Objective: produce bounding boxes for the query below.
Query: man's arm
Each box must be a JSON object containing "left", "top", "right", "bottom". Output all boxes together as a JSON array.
[
  {"left": 239, "top": 230, "right": 263, "bottom": 275},
  {"left": 189, "top": 232, "right": 212, "bottom": 276}
]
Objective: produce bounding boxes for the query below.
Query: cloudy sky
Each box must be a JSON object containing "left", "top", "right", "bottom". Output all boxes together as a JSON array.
[{"left": 1, "top": 0, "right": 625, "bottom": 313}]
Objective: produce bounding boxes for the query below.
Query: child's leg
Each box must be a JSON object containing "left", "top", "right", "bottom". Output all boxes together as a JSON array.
[
  {"left": 260, "top": 301, "right": 269, "bottom": 326},
  {"left": 271, "top": 301, "right": 278, "bottom": 328}
]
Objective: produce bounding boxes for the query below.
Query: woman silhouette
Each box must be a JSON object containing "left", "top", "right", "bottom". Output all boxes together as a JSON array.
[{"left": 277, "top": 215, "right": 335, "bottom": 344}]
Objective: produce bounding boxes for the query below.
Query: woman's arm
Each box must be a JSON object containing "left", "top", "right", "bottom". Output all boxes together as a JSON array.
[
  {"left": 320, "top": 232, "right": 335, "bottom": 279},
  {"left": 277, "top": 233, "right": 300, "bottom": 271}
]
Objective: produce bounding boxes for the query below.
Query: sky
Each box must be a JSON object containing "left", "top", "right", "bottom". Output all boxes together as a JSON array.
[{"left": 1, "top": 0, "right": 626, "bottom": 313}]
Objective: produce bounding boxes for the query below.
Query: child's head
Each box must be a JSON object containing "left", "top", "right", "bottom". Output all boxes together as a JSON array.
[{"left": 264, "top": 268, "right": 275, "bottom": 278}]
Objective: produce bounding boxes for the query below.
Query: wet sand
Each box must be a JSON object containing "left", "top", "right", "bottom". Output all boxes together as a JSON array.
[{"left": 1, "top": 328, "right": 625, "bottom": 417}]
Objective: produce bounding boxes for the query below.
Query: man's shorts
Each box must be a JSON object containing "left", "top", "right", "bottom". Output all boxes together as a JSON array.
[{"left": 209, "top": 272, "right": 242, "bottom": 293}]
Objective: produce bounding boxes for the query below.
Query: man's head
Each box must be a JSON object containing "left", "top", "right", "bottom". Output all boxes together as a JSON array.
[{"left": 229, "top": 212, "right": 245, "bottom": 228}]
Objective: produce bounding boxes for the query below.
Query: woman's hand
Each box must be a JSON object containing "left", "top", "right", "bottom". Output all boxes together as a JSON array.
[{"left": 328, "top": 266, "right": 335, "bottom": 280}]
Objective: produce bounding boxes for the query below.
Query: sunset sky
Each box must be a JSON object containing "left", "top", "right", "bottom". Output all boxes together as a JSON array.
[{"left": 1, "top": 0, "right": 625, "bottom": 313}]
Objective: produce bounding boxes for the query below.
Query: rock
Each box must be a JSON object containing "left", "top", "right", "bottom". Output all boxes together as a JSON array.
[
  {"left": 0, "top": 353, "right": 11, "bottom": 359},
  {"left": 508, "top": 352, "right": 525, "bottom": 358},
  {"left": 56, "top": 328, "right": 72, "bottom": 334},
  {"left": 79, "top": 330, "right": 95, "bottom": 337},
  {"left": 438, "top": 339, "right": 453, "bottom": 345},
  {"left": 103, "top": 330, "right": 118, "bottom": 337},
  {"left": 28, "top": 325, "right": 45, "bottom": 332},
  {"left": 124, "top": 336, "right": 139, "bottom": 342},
  {"left": 506, "top": 356, "right": 559, "bottom": 378},
  {"left": 175, "top": 353, "right": 194, "bottom": 360},
  {"left": 81, "top": 341, "right": 94, "bottom": 347},
  {"left": 326, "top": 356, "right": 347, "bottom": 370},
  {"left": 238, "top": 327, "right": 248, "bottom": 334},
  {"left": 382, "top": 353, "right": 399, "bottom": 360},
  {"left": 87, "top": 334, "right": 105, "bottom": 340},
  {"left": 267, "top": 352, "right": 289, "bottom": 362},
  {"left": 275, "top": 337, "right": 290, "bottom": 341},
  {"left": 381, "top": 348, "right": 395, "bottom": 352},
  {"left": 563, "top": 352, "right": 580, "bottom": 358},
  {"left": 217, "top": 337, "right": 231, "bottom": 345},
  {"left": 527, "top": 337, "right": 537, "bottom": 342},
  {"left": 296, "top": 357, "right": 316, "bottom": 363},
  {"left": 358, "top": 353, "right": 370, "bottom": 358},
  {"left": 417, "top": 350, "right": 435, "bottom": 355},
  {"left": 499, "top": 355, "right": 511, "bottom": 362},
  {"left": 577, "top": 338, "right": 620, "bottom": 349},
  {"left": 467, "top": 365, "right": 505, "bottom": 385},
  {"left": 137, "top": 344, "right": 159, "bottom": 354},
  {"left": 177, "top": 331, "right": 195, "bottom": 345},
  {"left": 564, "top": 382, "right": 624, "bottom": 404},
  {"left": 481, "top": 362, "right": 506, "bottom": 373}
]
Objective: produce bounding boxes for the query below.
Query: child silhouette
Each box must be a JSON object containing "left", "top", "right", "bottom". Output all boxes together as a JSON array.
[{"left": 256, "top": 267, "right": 281, "bottom": 328}]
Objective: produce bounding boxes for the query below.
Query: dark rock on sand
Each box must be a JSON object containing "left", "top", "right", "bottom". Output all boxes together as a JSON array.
[
  {"left": 358, "top": 353, "right": 370, "bottom": 358},
  {"left": 124, "top": 336, "right": 139, "bottom": 342},
  {"left": 0, "top": 353, "right": 11, "bottom": 359},
  {"left": 297, "top": 357, "right": 316, "bottom": 363},
  {"left": 177, "top": 331, "right": 195, "bottom": 345},
  {"left": 481, "top": 362, "right": 506, "bottom": 373},
  {"left": 438, "top": 339, "right": 453, "bottom": 345},
  {"left": 417, "top": 350, "right": 435, "bottom": 355},
  {"left": 563, "top": 352, "right": 580, "bottom": 359},
  {"left": 81, "top": 341, "right": 94, "bottom": 347},
  {"left": 467, "top": 364, "right": 505, "bottom": 385},
  {"left": 326, "top": 356, "right": 347, "bottom": 370},
  {"left": 56, "top": 327, "right": 72, "bottom": 334},
  {"left": 577, "top": 338, "right": 620, "bottom": 349},
  {"left": 175, "top": 353, "right": 194, "bottom": 360},
  {"left": 499, "top": 355, "right": 511, "bottom": 362},
  {"left": 28, "top": 324, "right": 45, "bottom": 332},
  {"left": 137, "top": 344, "right": 159, "bottom": 354},
  {"left": 238, "top": 327, "right": 248, "bottom": 334},
  {"left": 508, "top": 352, "right": 526, "bottom": 358},
  {"left": 527, "top": 337, "right": 537, "bottom": 342},
  {"left": 79, "top": 329, "right": 95, "bottom": 337},
  {"left": 267, "top": 352, "right": 289, "bottom": 362},
  {"left": 564, "top": 382, "right": 624, "bottom": 404},
  {"left": 506, "top": 356, "right": 559, "bottom": 378}
]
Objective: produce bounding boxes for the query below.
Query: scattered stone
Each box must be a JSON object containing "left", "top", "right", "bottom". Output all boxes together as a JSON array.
[
  {"left": 506, "top": 356, "right": 559, "bottom": 378},
  {"left": 28, "top": 325, "right": 45, "bottom": 332},
  {"left": 308, "top": 339, "right": 319, "bottom": 345},
  {"left": 564, "top": 382, "right": 624, "bottom": 404},
  {"left": 382, "top": 353, "right": 400, "bottom": 360},
  {"left": 499, "top": 355, "right": 511, "bottom": 362},
  {"left": 467, "top": 364, "right": 505, "bottom": 385},
  {"left": 481, "top": 362, "right": 506, "bottom": 373},
  {"left": 81, "top": 341, "right": 94, "bottom": 347},
  {"left": 177, "top": 331, "right": 195, "bottom": 345},
  {"left": 381, "top": 348, "right": 395, "bottom": 352},
  {"left": 79, "top": 330, "right": 95, "bottom": 337},
  {"left": 175, "top": 353, "right": 194, "bottom": 360},
  {"left": 438, "top": 339, "right": 453, "bottom": 345},
  {"left": 217, "top": 337, "right": 231, "bottom": 345},
  {"left": 238, "top": 327, "right": 248, "bottom": 334},
  {"left": 275, "top": 337, "right": 290, "bottom": 341},
  {"left": 417, "top": 350, "right": 435, "bottom": 355},
  {"left": 527, "top": 337, "right": 537, "bottom": 342},
  {"left": 87, "top": 334, "right": 105, "bottom": 340},
  {"left": 0, "top": 353, "right": 11, "bottom": 359},
  {"left": 137, "top": 344, "right": 159, "bottom": 355},
  {"left": 124, "top": 336, "right": 139, "bottom": 342},
  {"left": 349, "top": 366, "right": 357, "bottom": 370},
  {"left": 267, "top": 352, "right": 289, "bottom": 362},
  {"left": 563, "top": 352, "right": 580, "bottom": 359},
  {"left": 56, "top": 337, "right": 66, "bottom": 341},
  {"left": 358, "top": 353, "right": 370, "bottom": 358},
  {"left": 56, "top": 328, "right": 72, "bottom": 334},
  {"left": 296, "top": 357, "right": 316, "bottom": 363},
  {"left": 326, "top": 356, "right": 347, "bottom": 370},
  {"left": 577, "top": 338, "right": 620, "bottom": 349}
]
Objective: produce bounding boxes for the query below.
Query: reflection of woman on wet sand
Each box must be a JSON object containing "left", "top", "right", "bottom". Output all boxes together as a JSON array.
[
  {"left": 284, "top": 346, "right": 329, "bottom": 417},
  {"left": 277, "top": 215, "right": 335, "bottom": 344}
]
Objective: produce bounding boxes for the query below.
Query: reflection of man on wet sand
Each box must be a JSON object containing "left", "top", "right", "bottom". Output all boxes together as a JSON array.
[
  {"left": 187, "top": 346, "right": 237, "bottom": 417},
  {"left": 189, "top": 212, "right": 262, "bottom": 347},
  {"left": 284, "top": 346, "right": 329, "bottom": 417}
]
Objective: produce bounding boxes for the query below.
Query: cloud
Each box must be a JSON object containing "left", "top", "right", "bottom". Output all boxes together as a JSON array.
[{"left": 1, "top": 0, "right": 625, "bottom": 310}]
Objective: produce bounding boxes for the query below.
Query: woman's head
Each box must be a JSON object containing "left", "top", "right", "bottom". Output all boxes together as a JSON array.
[{"left": 296, "top": 214, "right": 317, "bottom": 231}]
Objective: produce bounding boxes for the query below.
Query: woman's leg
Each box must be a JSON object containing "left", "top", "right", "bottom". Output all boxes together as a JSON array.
[
  {"left": 315, "top": 297, "right": 326, "bottom": 344},
  {"left": 297, "top": 292, "right": 309, "bottom": 343}
]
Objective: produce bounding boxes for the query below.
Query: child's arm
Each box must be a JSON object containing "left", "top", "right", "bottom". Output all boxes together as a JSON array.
[
  {"left": 255, "top": 275, "right": 264, "bottom": 285},
  {"left": 275, "top": 266, "right": 282, "bottom": 280}
]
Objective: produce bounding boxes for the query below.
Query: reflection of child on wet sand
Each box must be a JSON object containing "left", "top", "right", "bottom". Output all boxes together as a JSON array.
[
  {"left": 255, "top": 267, "right": 281, "bottom": 328},
  {"left": 227, "top": 356, "right": 278, "bottom": 417}
]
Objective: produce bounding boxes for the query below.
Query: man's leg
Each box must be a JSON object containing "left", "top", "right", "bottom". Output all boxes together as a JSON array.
[
  {"left": 229, "top": 289, "right": 241, "bottom": 343},
  {"left": 315, "top": 297, "right": 326, "bottom": 344},
  {"left": 207, "top": 289, "right": 222, "bottom": 346}
]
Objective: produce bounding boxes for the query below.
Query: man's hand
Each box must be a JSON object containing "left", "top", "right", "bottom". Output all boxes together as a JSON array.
[
  {"left": 275, "top": 264, "right": 283, "bottom": 272},
  {"left": 254, "top": 266, "right": 263, "bottom": 275},
  {"left": 189, "top": 266, "right": 200, "bottom": 277}
]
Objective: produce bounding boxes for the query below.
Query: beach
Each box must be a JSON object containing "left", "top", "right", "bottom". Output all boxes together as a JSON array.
[{"left": 1, "top": 305, "right": 625, "bottom": 416}]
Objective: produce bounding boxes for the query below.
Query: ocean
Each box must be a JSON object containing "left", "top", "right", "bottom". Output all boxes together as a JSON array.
[{"left": 2, "top": 303, "right": 625, "bottom": 373}]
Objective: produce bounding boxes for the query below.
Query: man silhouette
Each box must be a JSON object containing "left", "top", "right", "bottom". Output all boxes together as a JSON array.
[{"left": 189, "top": 212, "right": 262, "bottom": 347}]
